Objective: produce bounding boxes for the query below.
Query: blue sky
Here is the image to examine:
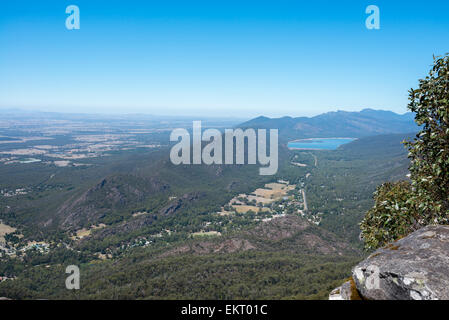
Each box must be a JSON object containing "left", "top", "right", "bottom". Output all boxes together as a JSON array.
[{"left": 0, "top": 0, "right": 448, "bottom": 117}]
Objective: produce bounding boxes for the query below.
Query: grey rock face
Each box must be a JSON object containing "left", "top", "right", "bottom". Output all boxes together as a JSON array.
[
  {"left": 353, "top": 225, "right": 449, "bottom": 300},
  {"left": 329, "top": 285, "right": 346, "bottom": 300},
  {"left": 329, "top": 280, "right": 359, "bottom": 300}
]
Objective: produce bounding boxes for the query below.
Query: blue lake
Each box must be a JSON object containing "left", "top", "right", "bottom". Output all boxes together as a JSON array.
[{"left": 287, "top": 138, "right": 356, "bottom": 150}]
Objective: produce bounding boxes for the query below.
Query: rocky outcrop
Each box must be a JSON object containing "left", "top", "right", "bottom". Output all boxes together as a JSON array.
[
  {"left": 330, "top": 225, "right": 449, "bottom": 300},
  {"left": 329, "top": 278, "right": 361, "bottom": 300},
  {"left": 162, "top": 215, "right": 359, "bottom": 259}
]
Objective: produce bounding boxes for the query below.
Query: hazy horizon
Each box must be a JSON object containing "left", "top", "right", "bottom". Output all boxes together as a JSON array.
[
  {"left": 2, "top": 1, "right": 448, "bottom": 117},
  {"left": 0, "top": 105, "right": 414, "bottom": 120}
]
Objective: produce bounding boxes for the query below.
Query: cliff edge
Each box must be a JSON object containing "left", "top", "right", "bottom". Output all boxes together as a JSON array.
[{"left": 330, "top": 225, "right": 449, "bottom": 300}]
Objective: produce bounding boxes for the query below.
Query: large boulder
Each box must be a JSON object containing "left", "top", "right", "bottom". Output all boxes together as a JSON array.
[
  {"left": 329, "top": 278, "right": 361, "bottom": 300},
  {"left": 353, "top": 225, "right": 449, "bottom": 300}
]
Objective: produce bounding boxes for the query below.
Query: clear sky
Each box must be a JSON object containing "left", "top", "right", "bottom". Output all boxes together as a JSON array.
[{"left": 0, "top": 0, "right": 448, "bottom": 118}]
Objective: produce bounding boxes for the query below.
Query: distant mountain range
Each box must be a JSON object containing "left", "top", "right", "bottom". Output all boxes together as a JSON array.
[{"left": 239, "top": 109, "right": 418, "bottom": 140}]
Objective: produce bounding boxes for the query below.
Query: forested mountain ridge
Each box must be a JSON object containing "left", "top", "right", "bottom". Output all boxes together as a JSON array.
[{"left": 240, "top": 109, "right": 417, "bottom": 140}]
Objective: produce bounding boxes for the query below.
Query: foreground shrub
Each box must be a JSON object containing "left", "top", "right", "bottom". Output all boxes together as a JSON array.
[
  {"left": 360, "top": 181, "right": 419, "bottom": 249},
  {"left": 361, "top": 53, "right": 449, "bottom": 249}
]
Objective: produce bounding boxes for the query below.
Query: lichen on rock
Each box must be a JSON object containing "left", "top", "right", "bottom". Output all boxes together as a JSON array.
[{"left": 352, "top": 225, "right": 449, "bottom": 300}]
